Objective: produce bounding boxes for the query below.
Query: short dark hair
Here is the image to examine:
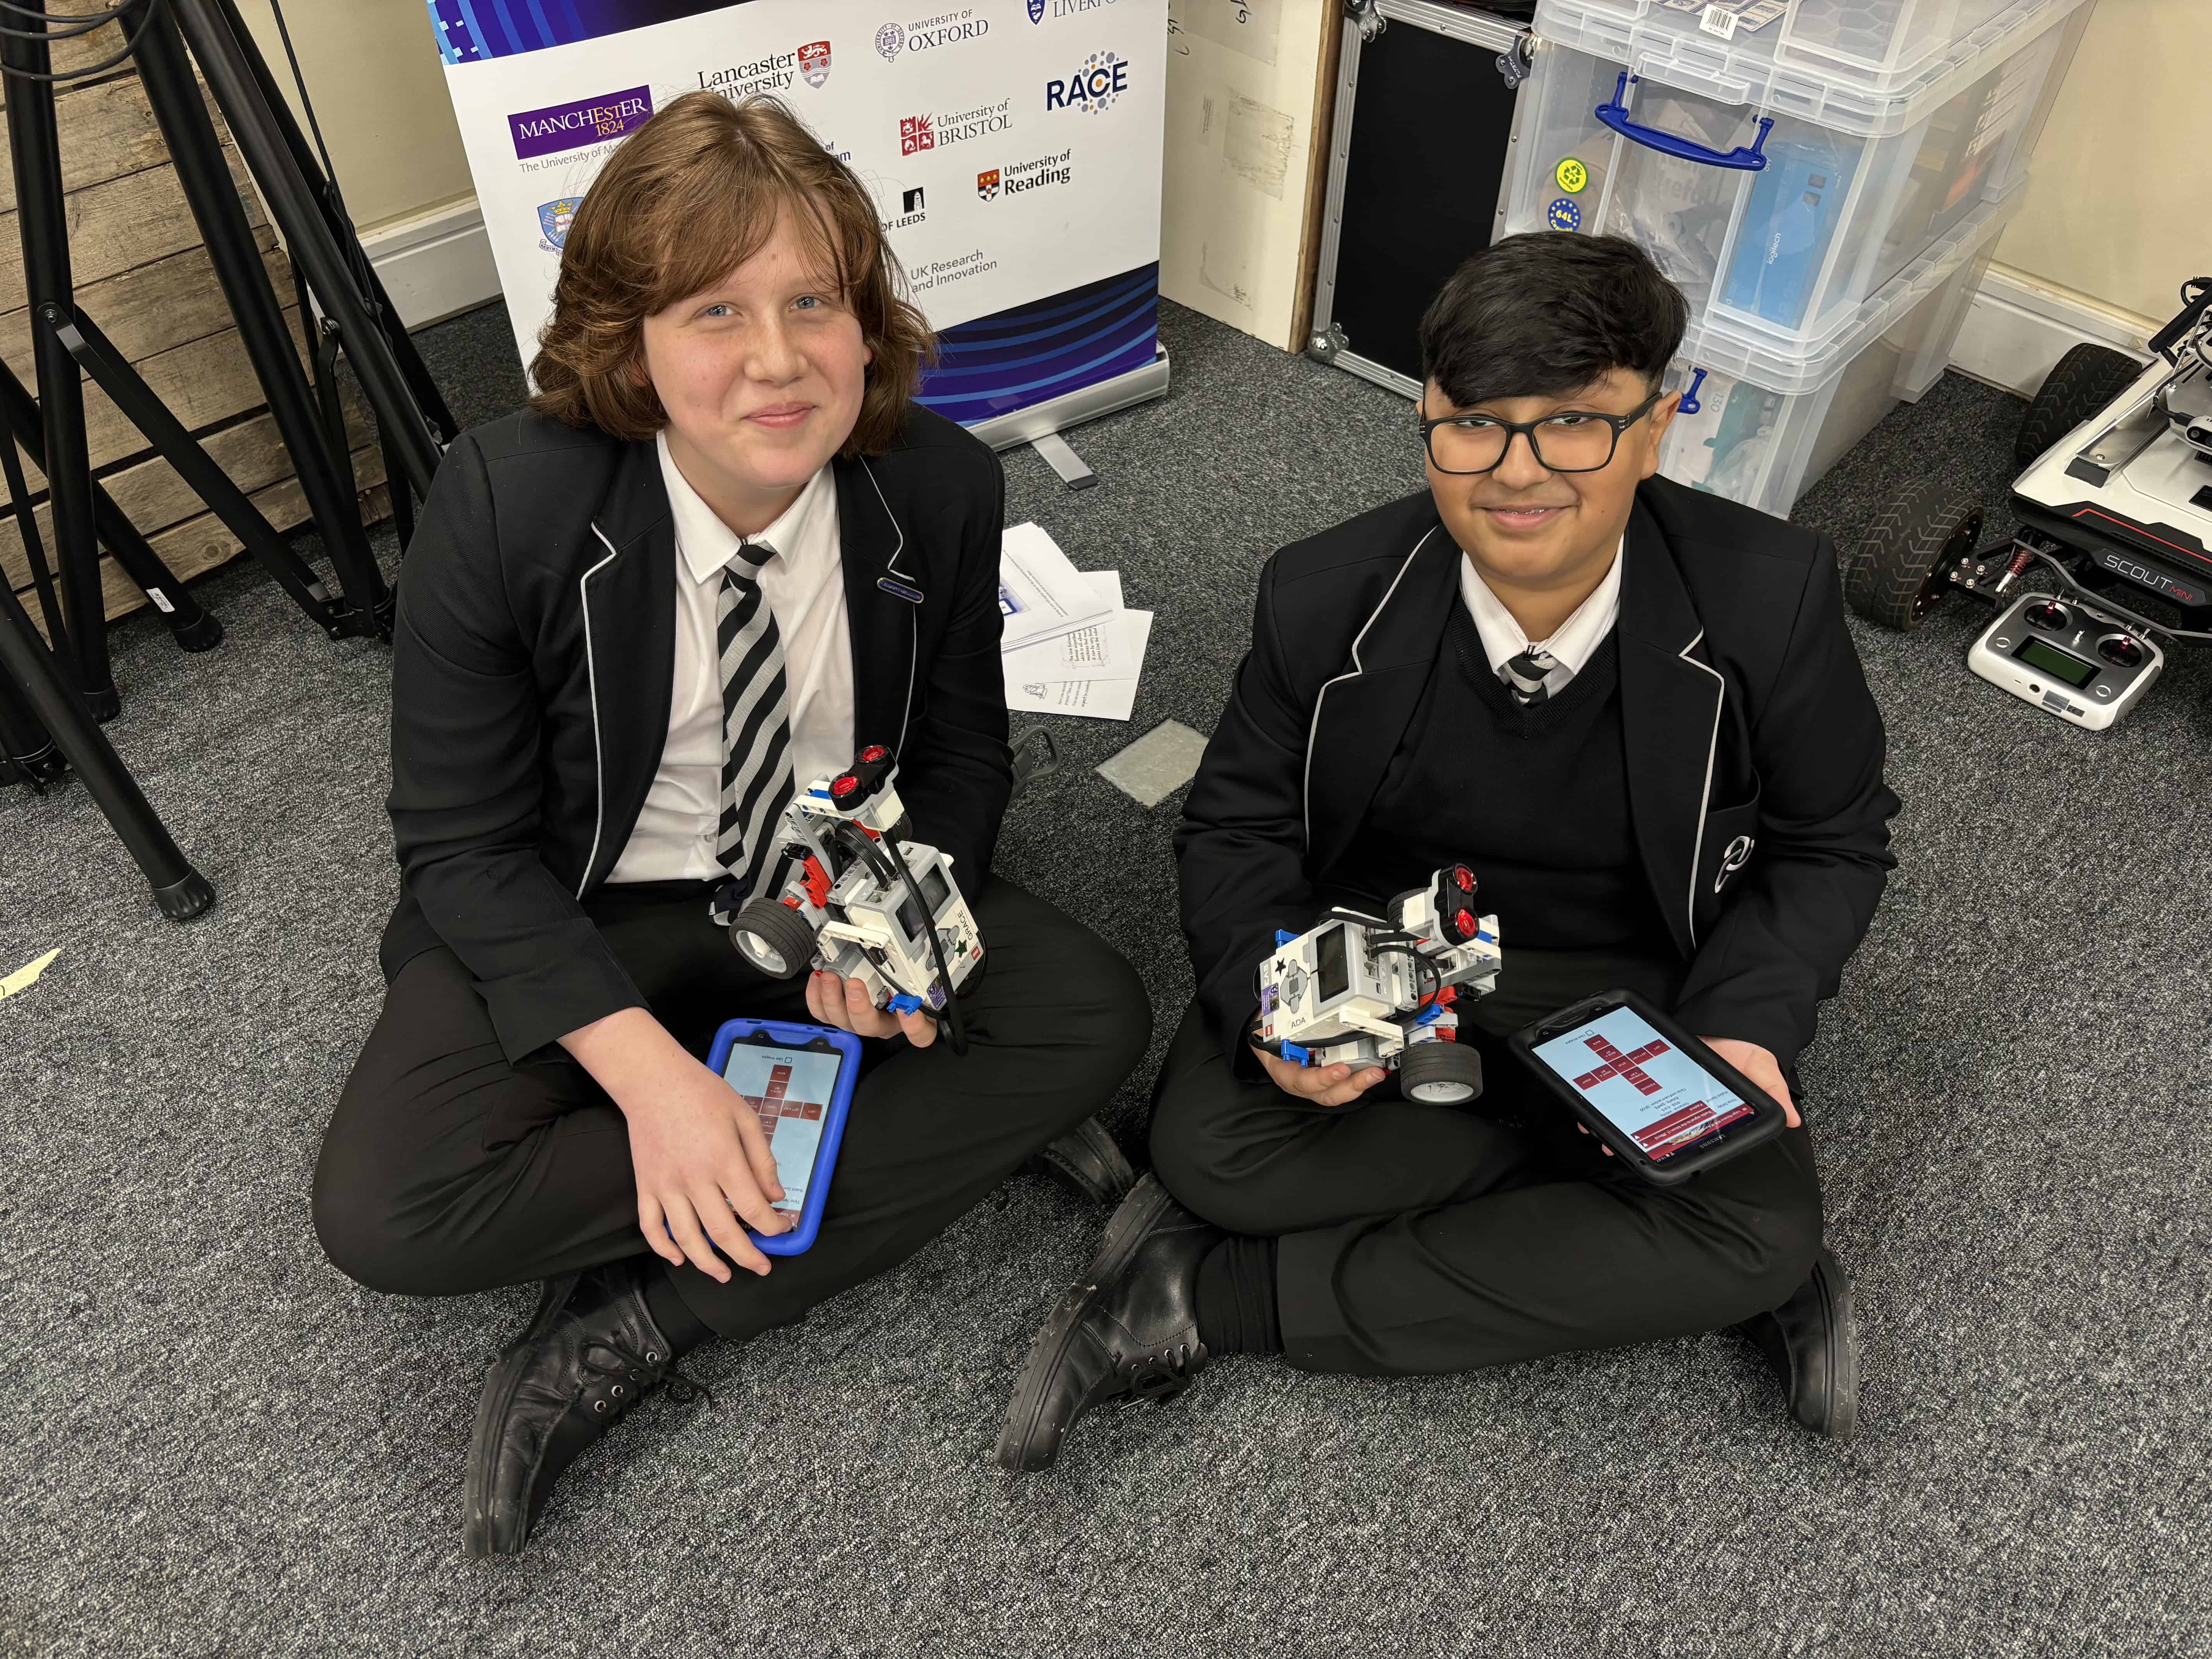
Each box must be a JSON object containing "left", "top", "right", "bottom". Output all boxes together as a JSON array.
[{"left": 1418, "top": 233, "right": 1688, "bottom": 410}]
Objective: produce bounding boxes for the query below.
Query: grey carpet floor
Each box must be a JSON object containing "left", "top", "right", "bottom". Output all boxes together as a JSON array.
[{"left": 1, "top": 300, "right": 2205, "bottom": 1658}]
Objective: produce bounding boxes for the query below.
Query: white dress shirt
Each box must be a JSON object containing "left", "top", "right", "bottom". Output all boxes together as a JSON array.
[
  {"left": 606, "top": 435, "right": 854, "bottom": 884},
  {"left": 1458, "top": 536, "right": 1624, "bottom": 700}
]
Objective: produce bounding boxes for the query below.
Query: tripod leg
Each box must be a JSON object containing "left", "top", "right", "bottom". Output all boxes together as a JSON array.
[
  {"left": 208, "top": 0, "right": 459, "bottom": 447},
  {"left": 0, "top": 652, "right": 65, "bottom": 790},
  {"left": 0, "top": 421, "right": 71, "bottom": 657},
  {"left": 165, "top": 0, "right": 443, "bottom": 501},
  {"left": 131, "top": 0, "right": 392, "bottom": 638},
  {"left": 0, "top": 357, "right": 223, "bottom": 654},
  {"left": 0, "top": 575, "right": 213, "bottom": 918},
  {"left": 2, "top": 21, "right": 116, "bottom": 718},
  {"left": 59, "top": 309, "right": 349, "bottom": 637}
]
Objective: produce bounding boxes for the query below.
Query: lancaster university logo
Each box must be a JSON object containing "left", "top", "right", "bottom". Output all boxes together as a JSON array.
[{"left": 799, "top": 40, "right": 831, "bottom": 87}]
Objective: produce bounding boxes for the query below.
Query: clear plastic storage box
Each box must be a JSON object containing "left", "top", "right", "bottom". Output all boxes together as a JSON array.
[
  {"left": 1654, "top": 186, "right": 2018, "bottom": 515},
  {"left": 1501, "top": 2, "right": 2085, "bottom": 355},
  {"left": 1531, "top": 0, "right": 2094, "bottom": 136}
]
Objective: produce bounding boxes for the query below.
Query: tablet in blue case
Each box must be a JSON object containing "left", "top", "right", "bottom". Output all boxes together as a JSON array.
[{"left": 706, "top": 1017, "right": 863, "bottom": 1256}]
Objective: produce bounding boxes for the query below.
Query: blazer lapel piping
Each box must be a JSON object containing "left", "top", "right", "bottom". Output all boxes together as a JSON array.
[
  {"left": 1676, "top": 627, "right": 1726, "bottom": 948},
  {"left": 575, "top": 524, "right": 624, "bottom": 899},
  {"left": 853, "top": 456, "right": 917, "bottom": 750},
  {"left": 1302, "top": 524, "right": 1443, "bottom": 849}
]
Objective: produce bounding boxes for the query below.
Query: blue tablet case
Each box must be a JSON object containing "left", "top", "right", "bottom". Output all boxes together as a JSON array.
[{"left": 706, "top": 1017, "right": 863, "bottom": 1256}]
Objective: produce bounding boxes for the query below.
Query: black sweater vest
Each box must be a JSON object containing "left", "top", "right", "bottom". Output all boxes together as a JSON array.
[{"left": 1331, "top": 604, "right": 1678, "bottom": 1003}]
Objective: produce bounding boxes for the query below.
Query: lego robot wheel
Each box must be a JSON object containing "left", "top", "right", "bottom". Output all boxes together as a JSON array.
[
  {"left": 729, "top": 895, "right": 819, "bottom": 979},
  {"left": 2014, "top": 342, "right": 2146, "bottom": 470},
  {"left": 1398, "top": 1039, "right": 1483, "bottom": 1106},
  {"left": 1843, "top": 475, "right": 1984, "bottom": 634}
]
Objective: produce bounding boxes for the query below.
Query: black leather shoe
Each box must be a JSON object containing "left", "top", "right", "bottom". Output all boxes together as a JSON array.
[
  {"left": 1022, "top": 1115, "right": 1138, "bottom": 1210},
  {"left": 1737, "top": 1245, "right": 1858, "bottom": 1439},
  {"left": 462, "top": 1261, "right": 705, "bottom": 1556},
  {"left": 997, "top": 1173, "right": 1219, "bottom": 1471}
]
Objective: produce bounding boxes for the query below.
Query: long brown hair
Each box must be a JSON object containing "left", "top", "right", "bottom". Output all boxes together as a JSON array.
[{"left": 529, "top": 91, "right": 934, "bottom": 455}]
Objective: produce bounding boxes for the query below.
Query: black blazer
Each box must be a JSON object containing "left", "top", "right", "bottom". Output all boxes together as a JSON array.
[
  {"left": 1176, "top": 477, "right": 1901, "bottom": 1072},
  {"left": 379, "top": 404, "right": 1010, "bottom": 1063}
]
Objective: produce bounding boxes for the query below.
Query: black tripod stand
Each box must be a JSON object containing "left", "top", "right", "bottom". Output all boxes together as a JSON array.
[{"left": 0, "top": 0, "right": 457, "bottom": 918}]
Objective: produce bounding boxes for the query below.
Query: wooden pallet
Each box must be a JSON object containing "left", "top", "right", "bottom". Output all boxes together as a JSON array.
[{"left": 0, "top": 20, "right": 387, "bottom": 634}]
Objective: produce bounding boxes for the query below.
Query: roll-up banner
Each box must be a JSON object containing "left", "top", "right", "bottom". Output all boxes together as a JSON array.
[{"left": 423, "top": 0, "right": 1169, "bottom": 445}]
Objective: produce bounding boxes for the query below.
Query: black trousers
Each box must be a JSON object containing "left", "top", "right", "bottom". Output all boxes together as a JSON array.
[
  {"left": 1149, "top": 1003, "right": 1822, "bottom": 1376},
  {"left": 315, "top": 879, "right": 1151, "bottom": 1340}
]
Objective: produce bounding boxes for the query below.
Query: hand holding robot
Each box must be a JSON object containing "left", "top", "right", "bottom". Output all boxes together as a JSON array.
[
  {"left": 727, "top": 747, "right": 984, "bottom": 1052},
  {"left": 1251, "top": 865, "right": 1501, "bottom": 1105}
]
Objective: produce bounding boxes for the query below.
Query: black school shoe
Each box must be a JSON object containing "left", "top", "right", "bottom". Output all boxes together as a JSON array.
[
  {"left": 1736, "top": 1245, "right": 1859, "bottom": 1439},
  {"left": 996, "top": 1173, "right": 1219, "bottom": 1472},
  {"left": 1022, "top": 1115, "right": 1138, "bottom": 1210},
  {"left": 463, "top": 1261, "right": 706, "bottom": 1557}
]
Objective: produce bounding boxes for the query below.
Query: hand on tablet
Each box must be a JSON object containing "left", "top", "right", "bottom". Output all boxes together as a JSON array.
[
  {"left": 807, "top": 970, "right": 939, "bottom": 1047},
  {"left": 1698, "top": 1037, "right": 1800, "bottom": 1128},
  {"left": 1253, "top": 1046, "right": 1387, "bottom": 1108},
  {"left": 1571, "top": 1034, "right": 1800, "bottom": 1156}
]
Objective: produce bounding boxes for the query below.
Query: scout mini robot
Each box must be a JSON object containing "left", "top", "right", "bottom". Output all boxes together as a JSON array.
[
  {"left": 728, "top": 746, "right": 984, "bottom": 1044},
  {"left": 1252, "top": 865, "right": 1501, "bottom": 1104},
  {"left": 1844, "top": 275, "right": 2212, "bottom": 730}
]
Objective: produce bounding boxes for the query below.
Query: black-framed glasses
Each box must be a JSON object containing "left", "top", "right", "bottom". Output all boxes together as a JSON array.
[{"left": 1420, "top": 389, "right": 1665, "bottom": 476}]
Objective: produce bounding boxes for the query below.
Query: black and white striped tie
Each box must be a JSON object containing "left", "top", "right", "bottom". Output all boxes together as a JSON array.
[
  {"left": 1501, "top": 647, "right": 1556, "bottom": 706},
  {"left": 708, "top": 541, "right": 793, "bottom": 924}
]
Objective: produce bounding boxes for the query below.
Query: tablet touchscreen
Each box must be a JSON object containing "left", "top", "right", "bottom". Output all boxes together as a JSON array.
[
  {"left": 1529, "top": 1005, "right": 1758, "bottom": 1163},
  {"left": 720, "top": 1042, "right": 846, "bottom": 1212}
]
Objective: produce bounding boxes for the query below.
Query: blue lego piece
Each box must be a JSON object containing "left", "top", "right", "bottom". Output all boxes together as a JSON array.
[
  {"left": 1415, "top": 1003, "right": 1444, "bottom": 1025},
  {"left": 1275, "top": 929, "right": 1297, "bottom": 948},
  {"left": 887, "top": 992, "right": 923, "bottom": 1014},
  {"left": 1280, "top": 1042, "right": 1310, "bottom": 1066}
]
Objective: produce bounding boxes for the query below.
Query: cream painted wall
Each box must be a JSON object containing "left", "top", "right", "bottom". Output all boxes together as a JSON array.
[
  {"left": 1987, "top": 0, "right": 2211, "bottom": 329},
  {"left": 227, "top": 0, "right": 475, "bottom": 232}
]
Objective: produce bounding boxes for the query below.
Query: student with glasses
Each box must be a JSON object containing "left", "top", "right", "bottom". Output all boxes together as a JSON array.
[{"left": 999, "top": 233, "right": 1900, "bottom": 1469}]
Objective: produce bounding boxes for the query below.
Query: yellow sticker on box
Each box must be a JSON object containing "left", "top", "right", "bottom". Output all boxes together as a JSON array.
[{"left": 1554, "top": 157, "right": 1588, "bottom": 194}]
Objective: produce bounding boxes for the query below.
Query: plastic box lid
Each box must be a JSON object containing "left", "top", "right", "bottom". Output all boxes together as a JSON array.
[
  {"left": 1531, "top": 0, "right": 2093, "bottom": 136},
  {"left": 1672, "top": 176, "right": 2024, "bottom": 392}
]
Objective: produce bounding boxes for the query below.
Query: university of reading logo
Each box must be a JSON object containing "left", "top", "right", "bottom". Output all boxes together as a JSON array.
[
  {"left": 696, "top": 49, "right": 800, "bottom": 99},
  {"left": 799, "top": 41, "right": 832, "bottom": 88},
  {"left": 507, "top": 86, "right": 651, "bottom": 161},
  {"left": 1045, "top": 51, "right": 1127, "bottom": 113},
  {"left": 987, "top": 149, "right": 1072, "bottom": 198},
  {"left": 536, "top": 196, "right": 580, "bottom": 251},
  {"left": 875, "top": 22, "right": 904, "bottom": 59},
  {"left": 900, "top": 100, "right": 1010, "bottom": 155}
]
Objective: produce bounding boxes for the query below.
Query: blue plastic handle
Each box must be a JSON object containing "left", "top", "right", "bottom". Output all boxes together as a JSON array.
[
  {"left": 1595, "top": 73, "right": 1772, "bottom": 170},
  {"left": 1677, "top": 366, "right": 1709, "bottom": 415}
]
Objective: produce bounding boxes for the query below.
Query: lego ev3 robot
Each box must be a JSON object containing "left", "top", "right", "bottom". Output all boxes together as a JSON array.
[
  {"left": 727, "top": 746, "right": 984, "bottom": 1042},
  {"left": 1252, "top": 865, "right": 1502, "bottom": 1105},
  {"left": 1845, "top": 276, "right": 2212, "bottom": 731}
]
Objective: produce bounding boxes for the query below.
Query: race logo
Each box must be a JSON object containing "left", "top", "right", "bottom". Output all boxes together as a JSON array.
[
  {"left": 976, "top": 168, "right": 1000, "bottom": 200},
  {"left": 1044, "top": 51, "right": 1128, "bottom": 113},
  {"left": 876, "top": 22, "right": 905, "bottom": 59},
  {"left": 799, "top": 40, "right": 832, "bottom": 88},
  {"left": 903, "top": 186, "right": 926, "bottom": 213},
  {"left": 900, "top": 114, "right": 934, "bottom": 155},
  {"left": 507, "top": 86, "right": 651, "bottom": 161},
  {"left": 1027, "top": 0, "right": 1045, "bottom": 18},
  {"left": 536, "top": 196, "right": 580, "bottom": 251}
]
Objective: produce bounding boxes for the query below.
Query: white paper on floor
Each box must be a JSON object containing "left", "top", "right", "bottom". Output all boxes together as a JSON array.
[
  {"left": 999, "top": 522, "right": 1112, "bottom": 649},
  {"left": 999, "top": 525, "right": 1150, "bottom": 720}
]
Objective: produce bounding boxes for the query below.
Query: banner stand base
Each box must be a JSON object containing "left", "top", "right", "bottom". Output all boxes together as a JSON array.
[
  {"left": 962, "top": 347, "right": 1170, "bottom": 454},
  {"left": 1029, "top": 431, "right": 1099, "bottom": 491}
]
